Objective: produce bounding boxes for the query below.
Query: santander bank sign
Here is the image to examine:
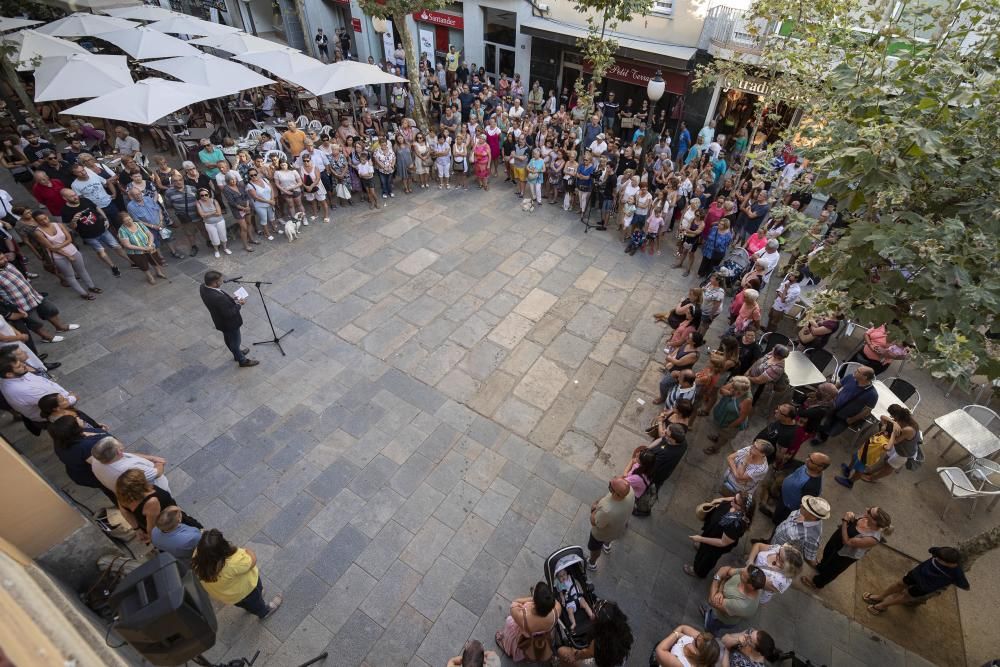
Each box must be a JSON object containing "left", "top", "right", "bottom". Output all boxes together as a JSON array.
[{"left": 413, "top": 9, "right": 464, "bottom": 29}]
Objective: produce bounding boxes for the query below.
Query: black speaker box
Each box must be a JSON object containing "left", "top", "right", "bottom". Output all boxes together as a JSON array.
[{"left": 109, "top": 552, "right": 218, "bottom": 666}]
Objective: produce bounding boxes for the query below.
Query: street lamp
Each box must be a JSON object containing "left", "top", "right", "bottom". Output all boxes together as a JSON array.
[
  {"left": 646, "top": 69, "right": 665, "bottom": 102},
  {"left": 240, "top": 0, "right": 258, "bottom": 36}
]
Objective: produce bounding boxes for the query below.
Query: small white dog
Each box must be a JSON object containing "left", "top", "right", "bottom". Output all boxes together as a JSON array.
[
  {"left": 521, "top": 198, "right": 535, "bottom": 214},
  {"left": 283, "top": 212, "right": 304, "bottom": 242}
]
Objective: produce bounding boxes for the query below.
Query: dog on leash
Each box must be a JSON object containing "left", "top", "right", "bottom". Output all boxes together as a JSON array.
[
  {"left": 283, "top": 212, "right": 305, "bottom": 242},
  {"left": 520, "top": 198, "right": 535, "bottom": 214}
]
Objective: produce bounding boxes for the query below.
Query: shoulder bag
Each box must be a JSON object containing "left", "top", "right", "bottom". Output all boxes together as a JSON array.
[{"left": 516, "top": 607, "right": 553, "bottom": 662}]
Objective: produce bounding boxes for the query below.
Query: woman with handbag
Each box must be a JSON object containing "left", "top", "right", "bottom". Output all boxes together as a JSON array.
[
  {"left": 117, "top": 212, "right": 168, "bottom": 284},
  {"left": 685, "top": 491, "right": 753, "bottom": 578},
  {"left": 802, "top": 507, "right": 891, "bottom": 590},
  {"left": 495, "top": 583, "right": 560, "bottom": 662}
]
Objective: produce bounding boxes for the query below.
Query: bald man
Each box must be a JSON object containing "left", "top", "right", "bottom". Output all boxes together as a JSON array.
[
  {"left": 772, "top": 452, "right": 830, "bottom": 526},
  {"left": 587, "top": 476, "right": 635, "bottom": 570}
]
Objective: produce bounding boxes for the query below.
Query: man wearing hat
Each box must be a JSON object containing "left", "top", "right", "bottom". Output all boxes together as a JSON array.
[
  {"left": 589, "top": 133, "right": 608, "bottom": 157},
  {"left": 770, "top": 495, "right": 830, "bottom": 566}
]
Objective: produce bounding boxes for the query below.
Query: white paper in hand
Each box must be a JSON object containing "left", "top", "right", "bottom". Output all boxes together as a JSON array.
[{"left": 233, "top": 287, "right": 249, "bottom": 300}]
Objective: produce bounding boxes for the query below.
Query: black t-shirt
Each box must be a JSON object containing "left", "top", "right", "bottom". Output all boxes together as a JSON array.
[
  {"left": 602, "top": 101, "right": 620, "bottom": 119},
  {"left": 61, "top": 199, "right": 105, "bottom": 239},
  {"left": 615, "top": 157, "right": 638, "bottom": 176},
  {"left": 736, "top": 342, "right": 763, "bottom": 375},
  {"left": 755, "top": 420, "right": 798, "bottom": 458},
  {"left": 458, "top": 92, "right": 474, "bottom": 120},
  {"left": 799, "top": 403, "right": 829, "bottom": 433},
  {"left": 649, "top": 438, "right": 687, "bottom": 485}
]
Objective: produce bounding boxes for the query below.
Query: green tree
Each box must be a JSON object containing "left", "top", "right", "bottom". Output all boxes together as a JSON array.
[
  {"left": 696, "top": 0, "right": 1000, "bottom": 382},
  {"left": 571, "top": 0, "right": 654, "bottom": 117},
  {"left": 356, "top": 0, "right": 449, "bottom": 131}
]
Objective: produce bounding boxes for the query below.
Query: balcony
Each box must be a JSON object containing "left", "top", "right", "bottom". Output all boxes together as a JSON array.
[{"left": 699, "top": 5, "right": 769, "bottom": 63}]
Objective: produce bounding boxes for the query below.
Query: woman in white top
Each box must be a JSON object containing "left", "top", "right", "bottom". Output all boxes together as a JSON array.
[
  {"left": 273, "top": 159, "right": 306, "bottom": 222},
  {"left": 452, "top": 128, "right": 471, "bottom": 190},
  {"left": 299, "top": 154, "right": 329, "bottom": 223},
  {"left": 653, "top": 625, "right": 720, "bottom": 667},
  {"left": 746, "top": 542, "right": 803, "bottom": 604}
]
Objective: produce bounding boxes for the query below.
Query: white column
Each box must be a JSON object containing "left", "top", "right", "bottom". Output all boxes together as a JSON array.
[{"left": 704, "top": 79, "right": 723, "bottom": 125}]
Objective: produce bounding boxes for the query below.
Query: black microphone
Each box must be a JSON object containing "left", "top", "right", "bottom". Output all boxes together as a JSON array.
[{"left": 223, "top": 275, "right": 243, "bottom": 283}]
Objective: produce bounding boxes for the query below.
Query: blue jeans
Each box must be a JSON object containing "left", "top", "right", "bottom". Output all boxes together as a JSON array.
[
  {"left": 704, "top": 608, "right": 737, "bottom": 634},
  {"left": 378, "top": 171, "right": 393, "bottom": 196},
  {"left": 221, "top": 326, "right": 246, "bottom": 362},
  {"left": 235, "top": 577, "right": 269, "bottom": 618}
]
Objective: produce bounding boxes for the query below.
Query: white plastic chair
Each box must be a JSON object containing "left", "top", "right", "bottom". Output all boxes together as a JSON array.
[
  {"left": 928, "top": 458, "right": 1000, "bottom": 518},
  {"left": 295, "top": 114, "right": 310, "bottom": 128},
  {"left": 307, "top": 119, "right": 323, "bottom": 132},
  {"left": 264, "top": 149, "right": 288, "bottom": 164}
]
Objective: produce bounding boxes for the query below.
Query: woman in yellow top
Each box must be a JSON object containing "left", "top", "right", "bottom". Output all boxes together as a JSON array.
[{"left": 191, "top": 529, "right": 281, "bottom": 618}]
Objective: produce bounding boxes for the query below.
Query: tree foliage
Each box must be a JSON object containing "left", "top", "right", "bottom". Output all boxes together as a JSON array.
[
  {"left": 696, "top": 0, "right": 1000, "bottom": 382},
  {"left": 571, "top": 0, "right": 654, "bottom": 115},
  {"left": 357, "top": 0, "right": 451, "bottom": 131}
]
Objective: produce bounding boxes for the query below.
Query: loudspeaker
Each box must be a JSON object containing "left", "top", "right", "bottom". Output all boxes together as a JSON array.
[{"left": 109, "top": 552, "right": 217, "bottom": 666}]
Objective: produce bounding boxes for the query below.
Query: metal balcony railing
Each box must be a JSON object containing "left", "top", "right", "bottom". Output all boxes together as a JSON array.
[{"left": 699, "top": 5, "right": 768, "bottom": 54}]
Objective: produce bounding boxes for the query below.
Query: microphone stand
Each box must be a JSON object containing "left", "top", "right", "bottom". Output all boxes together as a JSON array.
[{"left": 227, "top": 278, "right": 293, "bottom": 356}]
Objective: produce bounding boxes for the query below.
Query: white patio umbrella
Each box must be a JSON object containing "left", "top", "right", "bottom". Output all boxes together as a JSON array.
[
  {"left": 144, "top": 52, "right": 274, "bottom": 95},
  {"left": 3, "top": 30, "right": 87, "bottom": 71},
  {"left": 34, "top": 53, "right": 133, "bottom": 101},
  {"left": 145, "top": 15, "right": 239, "bottom": 36},
  {"left": 291, "top": 61, "right": 408, "bottom": 96},
  {"left": 190, "top": 31, "right": 288, "bottom": 55},
  {"left": 102, "top": 5, "right": 183, "bottom": 21},
  {"left": 61, "top": 78, "right": 218, "bottom": 124},
  {"left": 0, "top": 17, "right": 42, "bottom": 34},
  {"left": 234, "top": 49, "right": 325, "bottom": 82},
  {"left": 96, "top": 26, "right": 202, "bottom": 59},
  {"left": 35, "top": 12, "right": 137, "bottom": 37}
]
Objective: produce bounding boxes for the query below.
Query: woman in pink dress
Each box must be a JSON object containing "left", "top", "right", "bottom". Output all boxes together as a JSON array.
[
  {"left": 485, "top": 118, "right": 502, "bottom": 175},
  {"left": 474, "top": 134, "right": 492, "bottom": 190}
]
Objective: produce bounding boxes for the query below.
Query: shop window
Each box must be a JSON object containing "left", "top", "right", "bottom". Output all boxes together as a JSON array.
[
  {"left": 651, "top": 0, "right": 673, "bottom": 15},
  {"left": 484, "top": 7, "right": 516, "bottom": 46}
]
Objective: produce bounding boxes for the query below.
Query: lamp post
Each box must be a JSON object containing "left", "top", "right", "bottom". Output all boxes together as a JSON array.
[{"left": 240, "top": 0, "right": 257, "bottom": 35}]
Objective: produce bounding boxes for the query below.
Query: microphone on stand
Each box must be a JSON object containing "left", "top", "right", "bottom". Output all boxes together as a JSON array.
[{"left": 223, "top": 276, "right": 243, "bottom": 283}]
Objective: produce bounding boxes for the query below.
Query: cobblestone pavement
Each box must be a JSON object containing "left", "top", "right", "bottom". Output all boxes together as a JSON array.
[{"left": 12, "top": 182, "right": 939, "bottom": 666}]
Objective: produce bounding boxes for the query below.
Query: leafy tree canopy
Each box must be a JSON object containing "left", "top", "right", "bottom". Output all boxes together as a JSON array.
[{"left": 698, "top": 0, "right": 1000, "bottom": 382}]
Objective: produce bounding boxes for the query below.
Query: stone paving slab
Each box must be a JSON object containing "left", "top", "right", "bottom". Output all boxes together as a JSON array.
[{"left": 4, "top": 180, "right": 944, "bottom": 667}]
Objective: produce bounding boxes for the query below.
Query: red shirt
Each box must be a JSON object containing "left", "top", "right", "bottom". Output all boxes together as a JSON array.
[{"left": 32, "top": 178, "right": 66, "bottom": 216}]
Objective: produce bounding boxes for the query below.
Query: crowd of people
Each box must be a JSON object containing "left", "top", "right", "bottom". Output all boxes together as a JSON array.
[{"left": 0, "top": 52, "right": 962, "bottom": 667}]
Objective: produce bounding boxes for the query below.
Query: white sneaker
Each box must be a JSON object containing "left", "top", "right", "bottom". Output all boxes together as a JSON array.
[
  {"left": 382, "top": 194, "right": 387, "bottom": 199},
  {"left": 303, "top": 220, "right": 309, "bottom": 226},
  {"left": 65, "top": 324, "right": 80, "bottom": 331},
  {"left": 214, "top": 251, "right": 220, "bottom": 258},
  {"left": 223, "top": 248, "right": 232, "bottom": 255},
  {"left": 267, "top": 235, "right": 274, "bottom": 240},
  {"left": 42, "top": 335, "right": 65, "bottom": 343},
  {"left": 389, "top": 193, "right": 395, "bottom": 198},
  {"left": 323, "top": 217, "right": 330, "bottom": 223}
]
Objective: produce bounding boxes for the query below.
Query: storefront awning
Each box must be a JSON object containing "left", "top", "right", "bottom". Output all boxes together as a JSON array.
[{"left": 519, "top": 16, "right": 697, "bottom": 72}]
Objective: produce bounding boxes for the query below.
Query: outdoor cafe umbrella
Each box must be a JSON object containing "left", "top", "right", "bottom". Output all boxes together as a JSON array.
[
  {"left": 96, "top": 26, "right": 202, "bottom": 59},
  {"left": 61, "top": 77, "right": 218, "bottom": 125},
  {"left": 35, "top": 12, "right": 137, "bottom": 37},
  {"left": 33, "top": 53, "right": 133, "bottom": 102},
  {"left": 3, "top": 29, "right": 87, "bottom": 71},
  {"left": 290, "top": 60, "right": 408, "bottom": 96},
  {"left": 190, "top": 31, "right": 288, "bottom": 55},
  {"left": 144, "top": 52, "right": 275, "bottom": 96},
  {"left": 233, "top": 48, "right": 325, "bottom": 81},
  {"left": 145, "top": 15, "right": 240, "bottom": 36},
  {"left": 0, "top": 17, "right": 42, "bottom": 34},
  {"left": 102, "top": 5, "right": 184, "bottom": 21}
]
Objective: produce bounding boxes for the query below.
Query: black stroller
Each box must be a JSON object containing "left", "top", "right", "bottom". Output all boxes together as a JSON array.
[
  {"left": 711, "top": 246, "right": 751, "bottom": 295},
  {"left": 544, "top": 546, "right": 601, "bottom": 650}
]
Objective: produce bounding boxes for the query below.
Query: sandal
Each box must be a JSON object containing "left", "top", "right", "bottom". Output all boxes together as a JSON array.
[
  {"left": 494, "top": 631, "right": 507, "bottom": 656},
  {"left": 682, "top": 564, "right": 698, "bottom": 577},
  {"left": 800, "top": 576, "right": 817, "bottom": 590},
  {"left": 866, "top": 604, "right": 885, "bottom": 616},
  {"left": 80, "top": 293, "right": 96, "bottom": 301},
  {"left": 88, "top": 287, "right": 103, "bottom": 294},
  {"left": 862, "top": 592, "right": 883, "bottom": 604}
]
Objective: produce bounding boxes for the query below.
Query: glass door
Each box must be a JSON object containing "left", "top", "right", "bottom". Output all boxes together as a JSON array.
[{"left": 485, "top": 43, "right": 517, "bottom": 86}]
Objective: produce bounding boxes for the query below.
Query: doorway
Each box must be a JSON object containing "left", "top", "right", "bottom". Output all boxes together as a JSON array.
[{"left": 485, "top": 43, "right": 516, "bottom": 84}]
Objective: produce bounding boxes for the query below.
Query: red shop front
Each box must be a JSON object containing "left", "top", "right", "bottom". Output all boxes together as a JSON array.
[{"left": 412, "top": 8, "right": 465, "bottom": 62}]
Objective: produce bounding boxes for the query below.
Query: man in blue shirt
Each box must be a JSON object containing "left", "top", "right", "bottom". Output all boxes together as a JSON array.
[
  {"left": 811, "top": 365, "right": 877, "bottom": 445},
  {"left": 676, "top": 121, "right": 691, "bottom": 165},
  {"left": 865, "top": 546, "right": 970, "bottom": 615},
  {"left": 772, "top": 452, "right": 829, "bottom": 526},
  {"left": 151, "top": 506, "right": 201, "bottom": 561}
]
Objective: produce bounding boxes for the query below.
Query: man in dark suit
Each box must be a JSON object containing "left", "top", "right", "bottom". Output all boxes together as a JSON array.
[{"left": 199, "top": 271, "right": 258, "bottom": 368}]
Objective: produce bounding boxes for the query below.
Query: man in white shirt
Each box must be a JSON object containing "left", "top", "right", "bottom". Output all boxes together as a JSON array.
[
  {"left": 779, "top": 158, "right": 803, "bottom": 190},
  {"left": 767, "top": 271, "right": 801, "bottom": 332},
  {"left": 90, "top": 436, "right": 170, "bottom": 494},
  {"left": 113, "top": 126, "right": 141, "bottom": 158},
  {"left": 70, "top": 164, "right": 112, "bottom": 210},
  {"left": 588, "top": 133, "right": 608, "bottom": 156},
  {"left": 752, "top": 239, "right": 782, "bottom": 285},
  {"left": 698, "top": 120, "right": 716, "bottom": 146},
  {"left": 0, "top": 355, "right": 75, "bottom": 423},
  {"left": 294, "top": 139, "right": 327, "bottom": 169},
  {"left": 708, "top": 134, "right": 725, "bottom": 160}
]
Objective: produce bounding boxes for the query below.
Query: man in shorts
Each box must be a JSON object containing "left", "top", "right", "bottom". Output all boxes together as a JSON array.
[
  {"left": 0, "top": 255, "right": 79, "bottom": 343},
  {"left": 587, "top": 476, "right": 634, "bottom": 570},
  {"left": 510, "top": 136, "right": 529, "bottom": 199},
  {"left": 864, "top": 546, "right": 969, "bottom": 615},
  {"left": 60, "top": 189, "right": 129, "bottom": 276}
]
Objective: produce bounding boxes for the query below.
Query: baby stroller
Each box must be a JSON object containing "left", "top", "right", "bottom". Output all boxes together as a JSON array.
[
  {"left": 544, "top": 546, "right": 600, "bottom": 650},
  {"left": 711, "top": 246, "right": 751, "bottom": 295}
]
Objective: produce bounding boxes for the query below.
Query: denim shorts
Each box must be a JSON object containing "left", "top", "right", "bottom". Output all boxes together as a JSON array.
[{"left": 82, "top": 229, "right": 121, "bottom": 251}]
